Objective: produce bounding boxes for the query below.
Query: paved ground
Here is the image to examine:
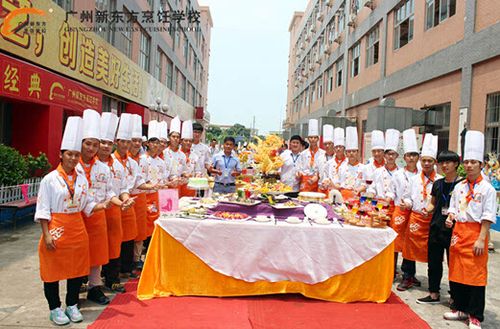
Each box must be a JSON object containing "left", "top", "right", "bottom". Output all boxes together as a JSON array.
[{"left": 0, "top": 219, "right": 498, "bottom": 329}]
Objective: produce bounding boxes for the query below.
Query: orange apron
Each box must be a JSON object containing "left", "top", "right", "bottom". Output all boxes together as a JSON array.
[
  {"left": 146, "top": 191, "right": 160, "bottom": 237},
  {"left": 133, "top": 193, "right": 148, "bottom": 242},
  {"left": 121, "top": 206, "right": 137, "bottom": 242},
  {"left": 391, "top": 206, "right": 411, "bottom": 253},
  {"left": 105, "top": 205, "right": 123, "bottom": 259},
  {"left": 179, "top": 184, "right": 196, "bottom": 198},
  {"left": 340, "top": 189, "right": 356, "bottom": 202},
  {"left": 83, "top": 209, "right": 109, "bottom": 267},
  {"left": 402, "top": 211, "right": 432, "bottom": 262},
  {"left": 387, "top": 201, "right": 395, "bottom": 219},
  {"left": 449, "top": 222, "right": 489, "bottom": 286},
  {"left": 38, "top": 213, "right": 89, "bottom": 282},
  {"left": 299, "top": 175, "right": 319, "bottom": 192}
]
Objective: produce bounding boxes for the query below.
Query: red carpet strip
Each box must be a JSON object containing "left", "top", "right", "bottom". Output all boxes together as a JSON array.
[{"left": 89, "top": 280, "right": 431, "bottom": 329}]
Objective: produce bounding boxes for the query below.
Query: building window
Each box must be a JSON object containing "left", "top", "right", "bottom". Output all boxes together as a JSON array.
[
  {"left": 191, "top": 84, "right": 196, "bottom": 105},
  {"left": 166, "top": 59, "right": 173, "bottom": 90},
  {"left": 55, "top": 0, "right": 73, "bottom": 11},
  {"left": 423, "top": 103, "right": 451, "bottom": 152},
  {"left": 154, "top": 48, "right": 163, "bottom": 81},
  {"left": 318, "top": 77, "right": 323, "bottom": 99},
  {"left": 311, "top": 81, "right": 316, "bottom": 102},
  {"left": 338, "top": 8, "right": 345, "bottom": 34},
  {"left": 366, "top": 26, "right": 379, "bottom": 67},
  {"left": 139, "top": 30, "right": 151, "bottom": 71},
  {"left": 305, "top": 87, "right": 310, "bottom": 106},
  {"left": 327, "top": 66, "right": 334, "bottom": 92},
  {"left": 147, "top": 0, "right": 154, "bottom": 10},
  {"left": 351, "top": 42, "right": 360, "bottom": 77},
  {"left": 183, "top": 33, "right": 189, "bottom": 64},
  {"left": 96, "top": 0, "right": 116, "bottom": 44},
  {"left": 394, "top": 0, "right": 414, "bottom": 50},
  {"left": 486, "top": 92, "right": 500, "bottom": 154},
  {"left": 121, "top": 8, "right": 132, "bottom": 58},
  {"left": 336, "top": 57, "right": 343, "bottom": 87},
  {"left": 179, "top": 74, "right": 186, "bottom": 100},
  {"left": 425, "top": 0, "right": 456, "bottom": 30}
]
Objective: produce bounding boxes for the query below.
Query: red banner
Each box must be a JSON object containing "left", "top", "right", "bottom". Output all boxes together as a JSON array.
[{"left": 0, "top": 52, "right": 102, "bottom": 111}]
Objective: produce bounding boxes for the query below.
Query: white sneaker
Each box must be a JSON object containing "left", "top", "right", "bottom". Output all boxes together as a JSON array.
[
  {"left": 444, "top": 310, "right": 468, "bottom": 321},
  {"left": 49, "top": 307, "right": 70, "bottom": 325},
  {"left": 469, "top": 316, "right": 482, "bottom": 329},
  {"left": 65, "top": 304, "right": 83, "bottom": 323}
]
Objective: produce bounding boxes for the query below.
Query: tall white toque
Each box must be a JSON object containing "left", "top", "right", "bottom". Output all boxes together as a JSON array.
[
  {"left": 61, "top": 116, "right": 83, "bottom": 152},
  {"left": 308, "top": 119, "right": 319, "bottom": 137},
  {"left": 100, "top": 112, "right": 119, "bottom": 142},
  {"left": 333, "top": 127, "right": 345, "bottom": 147},
  {"left": 384, "top": 129, "right": 400, "bottom": 153},
  {"left": 322, "top": 124, "right": 334, "bottom": 143},
  {"left": 463, "top": 130, "right": 484, "bottom": 162},
  {"left": 421, "top": 133, "right": 438, "bottom": 159},
  {"left": 116, "top": 113, "right": 133, "bottom": 140},
  {"left": 371, "top": 130, "right": 385, "bottom": 151},
  {"left": 181, "top": 120, "right": 193, "bottom": 139},
  {"left": 82, "top": 109, "right": 100, "bottom": 140},
  {"left": 148, "top": 120, "right": 160, "bottom": 140},
  {"left": 345, "top": 126, "right": 359, "bottom": 150},
  {"left": 158, "top": 121, "right": 169, "bottom": 141},
  {"left": 131, "top": 114, "right": 143, "bottom": 139},
  {"left": 402, "top": 129, "right": 418, "bottom": 154},
  {"left": 170, "top": 116, "right": 181, "bottom": 134}
]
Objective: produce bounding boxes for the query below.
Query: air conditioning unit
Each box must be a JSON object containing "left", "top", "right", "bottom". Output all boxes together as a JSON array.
[
  {"left": 317, "top": 11, "right": 324, "bottom": 21},
  {"left": 300, "top": 42, "right": 305, "bottom": 50},
  {"left": 310, "top": 24, "right": 316, "bottom": 33},
  {"left": 326, "top": 0, "right": 334, "bottom": 7},
  {"left": 347, "top": 14, "right": 356, "bottom": 27},
  {"left": 324, "top": 46, "right": 331, "bottom": 54},
  {"left": 333, "top": 33, "right": 342, "bottom": 43},
  {"left": 305, "top": 34, "right": 311, "bottom": 41},
  {"left": 364, "top": 0, "right": 375, "bottom": 10},
  {"left": 315, "top": 55, "right": 322, "bottom": 64}
]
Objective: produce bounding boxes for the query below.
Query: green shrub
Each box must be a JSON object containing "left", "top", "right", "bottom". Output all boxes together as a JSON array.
[
  {"left": 457, "top": 164, "right": 466, "bottom": 178},
  {"left": 25, "top": 152, "right": 51, "bottom": 177},
  {"left": 0, "top": 144, "right": 29, "bottom": 186}
]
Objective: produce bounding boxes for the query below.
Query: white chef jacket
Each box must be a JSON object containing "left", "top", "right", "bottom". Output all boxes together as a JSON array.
[
  {"left": 403, "top": 171, "right": 442, "bottom": 213},
  {"left": 35, "top": 169, "right": 95, "bottom": 221},
  {"left": 164, "top": 147, "right": 187, "bottom": 178},
  {"left": 296, "top": 147, "right": 326, "bottom": 175},
  {"left": 279, "top": 149, "right": 301, "bottom": 191},
  {"left": 367, "top": 165, "right": 399, "bottom": 199},
  {"left": 183, "top": 150, "right": 205, "bottom": 176},
  {"left": 448, "top": 179, "right": 497, "bottom": 224},
  {"left": 76, "top": 160, "right": 115, "bottom": 203},
  {"left": 103, "top": 157, "right": 129, "bottom": 198},
  {"left": 316, "top": 153, "right": 335, "bottom": 182},
  {"left": 390, "top": 168, "right": 419, "bottom": 206},
  {"left": 129, "top": 155, "right": 148, "bottom": 195},
  {"left": 333, "top": 162, "right": 365, "bottom": 190},
  {"left": 324, "top": 156, "right": 348, "bottom": 183},
  {"left": 192, "top": 142, "right": 211, "bottom": 169},
  {"left": 361, "top": 160, "right": 385, "bottom": 184},
  {"left": 141, "top": 154, "right": 169, "bottom": 193}
]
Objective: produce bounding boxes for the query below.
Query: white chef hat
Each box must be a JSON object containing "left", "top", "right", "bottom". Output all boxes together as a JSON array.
[
  {"left": 402, "top": 129, "right": 419, "bottom": 154},
  {"left": 371, "top": 130, "right": 385, "bottom": 150},
  {"left": 82, "top": 109, "right": 100, "bottom": 140},
  {"left": 334, "top": 127, "right": 345, "bottom": 146},
  {"left": 142, "top": 136, "right": 147, "bottom": 142},
  {"left": 158, "top": 121, "right": 169, "bottom": 141},
  {"left": 384, "top": 129, "right": 400, "bottom": 153},
  {"left": 421, "top": 133, "right": 438, "bottom": 159},
  {"left": 308, "top": 119, "right": 319, "bottom": 137},
  {"left": 131, "top": 114, "right": 143, "bottom": 139},
  {"left": 464, "top": 130, "right": 484, "bottom": 162},
  {"left": 148, "top": 120, "right": 160, "bottom": 140},
  {"left": 61, "top": 116, "right": 83, "bottom": 152},
  {"left": 116, "top": 113, "right": 133, "bottom": 140},
  {"left": 100, "top": 112, "right": 118, "bottom": 142},
  {"left": 181, "top": 120, "right": 193, "bottom": 139},
  {"left": 322, "top": 124, "right": 334, "bottom": 143},
  {"left": 170, "top": 116, "right": 181, "bottom": 135},
  {"left": 345, "top": 126, "right": 358, "bottom": 150}
]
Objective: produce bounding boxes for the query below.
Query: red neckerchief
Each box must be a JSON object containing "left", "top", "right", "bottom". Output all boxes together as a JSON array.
[
  {"left": 335, "top": 156, "right": 346, "bottom": 168},
  {"left": 128, "top": 150, "right": 140, "bottom": 163},
  {"left": 79, "top": 157, "right": 97, "bottom": 187},
  {"left": 421, "top": 171, "right": 436, "bottom": 200},
  {"left": 309, "top": 147, "right": 318, "bottom": 166},
  {"left": 373, "top": 158, "right": 385, "bottom": 168},
  {"left": 465, "top": 175, "right": 483, "bottom": 204},
  {"left": 405, "top": 166, "right": 418, "bottom": 174},
  {"left": 349, "top": 161, "right": 360, "bottom": 167},
  {"left": 159, "top": 153, "right": 165, "bottom": 160},
  {"left": 57, "top": 164, "right": 76, "bottom": 198},
  {"left": 114, "top": 151, "right": 132, "bottom": 175}
]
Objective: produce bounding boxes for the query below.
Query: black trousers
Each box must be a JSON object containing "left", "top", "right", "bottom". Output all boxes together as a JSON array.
[
  {"left": 143, "top": 236, "right": 152, "bottom": 254},
  {"left": 102, "top": 258, "right": 120, "bottom": 286},
  {"left": 427, "top": 238, "right": 450, "bottom": 293},
  {"left": 450, "top": 281, "right": 485, "bottom": 322},
  {"left": 43, "top": 277, "right": 83, "bottom": 310},
  {"left": 401, "top": 258, "right": 416, "bottom": 279},
  {"left": 120, "top": 240, "right": 135, "bottom": 273}
]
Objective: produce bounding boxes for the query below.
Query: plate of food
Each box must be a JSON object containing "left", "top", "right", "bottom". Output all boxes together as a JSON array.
[
  {"left": 271, "top": 201, "right": 304, "bottom": 209},
  {"left": 298, "top": 192, "right": 326, "bottom": 202},
  {"left": 212, "top": 211, "right": 251, "bottom": 221},
  {"left": 219, "top": 199, "right": 261, "bottom": 206},
  {"left": 285, "top": 216, "right": 303, "bottom": 224}
]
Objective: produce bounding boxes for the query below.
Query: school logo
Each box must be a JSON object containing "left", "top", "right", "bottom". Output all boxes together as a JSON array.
[
  {"left": 409, "top": 222, "right": 420, "bottom": 233},
  {"left": 450, "top": 235, "right": 458, "bottom": 247},
  {"left": 394, "top": 216, "right": 406, "bottom": 226},
  {"left": 49, "top": 226, "right": 64, "bottom": 241}
]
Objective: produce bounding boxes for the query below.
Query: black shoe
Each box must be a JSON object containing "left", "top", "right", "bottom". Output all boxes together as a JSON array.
[
  {"left": 412, "top": 277, "right": 422, "bottom": 287},
  {"left": 87, "top": 286, "right": 110, "bottom": 305},
  {"left": 416, "top": 295, "right": 440, "bottom": 305},
  {"left": 79, "top": 282, "right": 88, "bottom": 293},
  {"left": 105, "top": 282, "right": 126, "bottom": 293},
  {"left": 397, "top": 278, "right": 414, "bottom": 291}
]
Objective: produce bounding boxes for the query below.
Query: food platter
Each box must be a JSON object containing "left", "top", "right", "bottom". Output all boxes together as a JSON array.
[
  {"left": 212, "top": 211, "right": 251, "bottom": 221},
  {"left": 270, "top": 201, "right": 304, "bottom": 209},
  {"left": 218, "top": 199, "right": 261, "bottom": 206},
  {"left": 298, "top": 192, "right": 326, "bottom": 202}
]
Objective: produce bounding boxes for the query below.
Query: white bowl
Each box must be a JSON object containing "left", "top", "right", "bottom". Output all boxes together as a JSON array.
[
  {"left": 254, "top": 215, "right": 271, "bottom": 222},
  {"left": 286, "top": 216, "right": 302, "bottom": 224}
]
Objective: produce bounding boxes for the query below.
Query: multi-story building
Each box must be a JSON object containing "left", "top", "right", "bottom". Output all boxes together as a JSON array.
[
  {"left": 285, "top": 0, "right": 500, "bottom": 158},
  {"left": 0, "top": 0, "right": 212, "bottom": 166}
]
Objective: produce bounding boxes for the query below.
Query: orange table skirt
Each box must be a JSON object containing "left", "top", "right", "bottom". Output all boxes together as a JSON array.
[{"left": 137, "top": 227, "right": 394, "bottom": 303}]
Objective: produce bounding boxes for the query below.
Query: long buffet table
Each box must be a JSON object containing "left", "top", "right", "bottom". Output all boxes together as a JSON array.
[{"left": 137, "top": 202, "right": 397, "bottom": 303}]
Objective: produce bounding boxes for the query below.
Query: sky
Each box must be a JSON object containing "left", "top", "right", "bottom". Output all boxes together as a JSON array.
[{"left": 198, "top": 0, "right": 307, "bottom": 135}]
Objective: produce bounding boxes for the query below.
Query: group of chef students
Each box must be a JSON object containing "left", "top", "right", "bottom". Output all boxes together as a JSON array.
[
  {"left": 278, "top": 119, "right": 496, "bottom": 329},
  {"left": 34, "top": 109, "right": 214, "bottom": 325}
]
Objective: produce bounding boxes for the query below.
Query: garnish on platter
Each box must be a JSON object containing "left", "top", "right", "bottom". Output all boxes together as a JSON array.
[{"left": 212, "top": 211, "right": 251, "bottom": 221}]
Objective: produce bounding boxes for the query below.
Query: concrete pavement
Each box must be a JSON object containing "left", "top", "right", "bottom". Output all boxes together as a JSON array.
[{"left": 0, "top": 220, "right": 498, "bottom": 329}]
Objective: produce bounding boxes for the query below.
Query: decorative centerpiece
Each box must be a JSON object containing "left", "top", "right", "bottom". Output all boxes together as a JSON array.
[{"left": 249, "top": 135, "right": 284, "bottom": 181}]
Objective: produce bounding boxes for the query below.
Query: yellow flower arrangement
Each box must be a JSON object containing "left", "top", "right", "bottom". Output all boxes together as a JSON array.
[{"left": 249, "top": 135, "right": 284, "bottom": 174}]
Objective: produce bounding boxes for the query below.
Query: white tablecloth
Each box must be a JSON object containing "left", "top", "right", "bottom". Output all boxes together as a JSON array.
[{"left": 156, "top": 217, "right": 397, "bottom": 284}]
